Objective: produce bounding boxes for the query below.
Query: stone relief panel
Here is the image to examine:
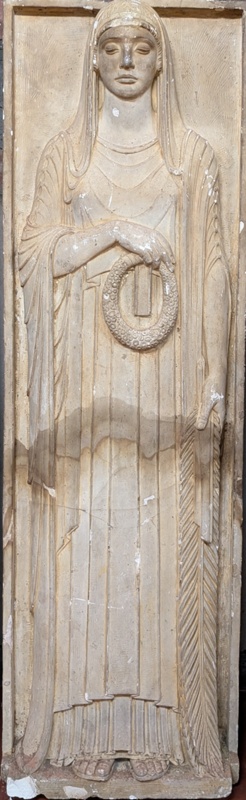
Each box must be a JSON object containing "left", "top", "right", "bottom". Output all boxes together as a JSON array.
[{"left": 2, "top": 1, "right": 244, "bottom": 798}]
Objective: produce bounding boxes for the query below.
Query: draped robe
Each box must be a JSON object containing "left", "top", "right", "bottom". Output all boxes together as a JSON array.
[{"left": 18, "top": 127, "right": 229, "bottom": 777}]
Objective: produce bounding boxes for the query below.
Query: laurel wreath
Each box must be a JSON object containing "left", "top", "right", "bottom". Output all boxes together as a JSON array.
[{"left": 102, "top": 254, "right": 178, "bottom": 351}]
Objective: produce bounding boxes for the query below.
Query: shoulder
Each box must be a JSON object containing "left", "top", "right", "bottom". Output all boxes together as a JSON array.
[
  {"left": 26, "top": 132, "right": 69, "bottom": 226},
  {"left": 35, "top": 132, "right": 67, "bottom": 182},
  {"left": 31, "top": 132, "right": 70, "bottom": 216}
]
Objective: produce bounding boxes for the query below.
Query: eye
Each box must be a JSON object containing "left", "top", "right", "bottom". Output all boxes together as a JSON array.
[
  {"left": 104, "top": 44, "right": 119, "bottom": 55},
  {"left": 135, "top": 45, "right": 151, "bottom": 54}
]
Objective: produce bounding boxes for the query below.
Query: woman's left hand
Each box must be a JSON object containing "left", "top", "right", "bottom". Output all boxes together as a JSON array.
[{"left": 196, "top": 374, "right": 226, "bottom": 431}]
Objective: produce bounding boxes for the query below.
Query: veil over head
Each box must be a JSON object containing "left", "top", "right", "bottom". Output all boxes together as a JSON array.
[{"left": 65, "top": 0, "right": 187, "bottom": 191}]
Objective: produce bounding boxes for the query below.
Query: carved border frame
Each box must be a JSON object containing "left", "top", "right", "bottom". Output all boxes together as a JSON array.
[{"left": 2, "top": 0, "right": 246, "bottom": 792}]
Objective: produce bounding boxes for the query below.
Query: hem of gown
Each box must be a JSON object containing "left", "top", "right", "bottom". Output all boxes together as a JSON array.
[{"left": 47, "top": 699, "right": 185, "bottom": 765}]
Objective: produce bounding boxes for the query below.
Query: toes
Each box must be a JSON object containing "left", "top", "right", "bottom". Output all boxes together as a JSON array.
[
  {"left": 95, "top": 760, "right": 113, "bottom": 779},
  {"left": 153, "top": 758, "right": 164, "bottom": 775},
  {"left": 73, "top": 758, "right": 112, "bottom": 780},
  {"left": 85, "top": 759, "right": 98, "bottom": 776},
  {"left": 130, "top": 759, "right": 147, "bottom": 777},
  {"left": 73, "top": 759, "right": 89, "bottom": 776},
  {"left": 131, "top": 757, "right": 165, "bottom": 781},
  {"left": 131, "top": 758, "right": 166, "bottom": 781},
  {"left": 146, "top": 758, "right": 163, "bottom": 777},
  {"left": 146, "top": 759, "right": 156, "bottom": 777}
]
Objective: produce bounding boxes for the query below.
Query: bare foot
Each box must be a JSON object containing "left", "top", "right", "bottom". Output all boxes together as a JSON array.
[
  {"left": 73, "top": 757, "right": 114, "bottom": 781},
  {"left": 130, "top": 757, "right": 168, "bottom": 781}
]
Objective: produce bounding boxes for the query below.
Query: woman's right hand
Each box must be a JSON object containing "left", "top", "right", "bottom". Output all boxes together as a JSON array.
[{"left": 113, "top": 220, "right": 175, "bottom": 272}]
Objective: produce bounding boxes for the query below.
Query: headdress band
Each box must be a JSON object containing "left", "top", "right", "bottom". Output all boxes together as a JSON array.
[{"left": 93, "top": 0, "right": 163, "bottom": 46}]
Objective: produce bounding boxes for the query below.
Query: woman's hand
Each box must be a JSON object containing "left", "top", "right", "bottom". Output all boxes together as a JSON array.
[
  {"left": 54, "top": 220, "right": 175, "bottom": 278},
  {"left": 113, "top": 220, "right": 175, "bottom": 271},
  {"left": 196, "top": 374, "right": 226, "bottom": 431}
]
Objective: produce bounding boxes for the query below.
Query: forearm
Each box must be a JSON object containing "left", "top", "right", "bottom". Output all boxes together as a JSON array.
[
  {"left": 196, "top": 259, "right": 231, "bottom": 430},
  {"left": 203, "top": 261, "right": 231, "bottom": 380},
  {"left": 53, "top": 222, "right": 116, "bottom": 277}
]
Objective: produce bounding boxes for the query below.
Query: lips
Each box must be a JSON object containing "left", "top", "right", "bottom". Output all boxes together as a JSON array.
[{"left": 116, "top": 76, "right": 137, "bottom": 83}]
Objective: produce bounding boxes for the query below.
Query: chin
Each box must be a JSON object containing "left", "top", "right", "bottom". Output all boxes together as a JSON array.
[{"left": 112, "top": 85, "right": 144, "bottom": 100}]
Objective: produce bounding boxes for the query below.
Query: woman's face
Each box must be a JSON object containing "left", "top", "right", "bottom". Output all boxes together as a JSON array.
[{"left": 97, "top": 25, "right": 160, "bottom": 100}]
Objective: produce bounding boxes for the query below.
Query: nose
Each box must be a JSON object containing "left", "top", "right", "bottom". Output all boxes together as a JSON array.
[{"left": 120, "top": 43, "right": 134, "bottom": 69}]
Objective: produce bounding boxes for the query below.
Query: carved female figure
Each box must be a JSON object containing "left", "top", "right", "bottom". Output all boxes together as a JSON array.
[{"left": 17, "top": 0, "right": 230, "bottom": 784}]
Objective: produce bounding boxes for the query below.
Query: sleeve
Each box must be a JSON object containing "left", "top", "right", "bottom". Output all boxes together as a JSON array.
[
  {"left": 203, "top": 168, "right": 230, "bottom": 289},
  {"left": 19, "top": 134, "right": 74, "bottom": 487}
]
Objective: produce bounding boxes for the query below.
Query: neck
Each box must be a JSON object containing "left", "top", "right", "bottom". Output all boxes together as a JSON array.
[{"left": 97, "top": 86, "right": 157, "bottom": 147}]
